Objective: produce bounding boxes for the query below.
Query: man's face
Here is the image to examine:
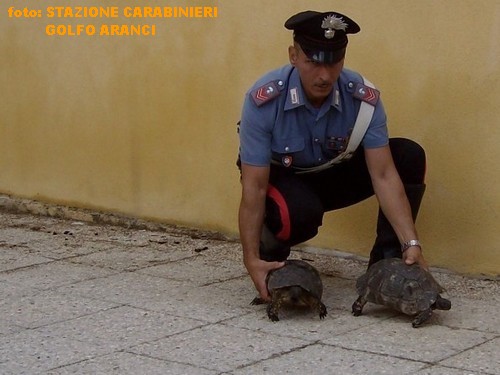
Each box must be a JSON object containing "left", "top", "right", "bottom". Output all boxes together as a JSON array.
[{"left": 289, "top": 44, "right": 344, "bottom": 108}]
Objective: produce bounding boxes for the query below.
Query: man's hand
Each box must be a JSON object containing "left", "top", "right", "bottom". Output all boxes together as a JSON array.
[
  {"left": 403, "top": 246, "right": 428, "bottom": 270},
  {"left": 244, "top": 257, "right": 285, "bottom": 301}
]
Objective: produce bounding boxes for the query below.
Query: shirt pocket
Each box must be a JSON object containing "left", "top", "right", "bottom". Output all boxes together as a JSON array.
[{"left": 271, "top": 137, "right": 305, "bottom": 155}]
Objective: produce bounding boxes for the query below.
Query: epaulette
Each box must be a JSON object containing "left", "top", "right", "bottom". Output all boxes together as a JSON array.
[
  {"left": 352, "top": 82, "right": 380, "bottom": 106},
  {"left": 250, "top": 81, "right": 282, "bottom": 107}
]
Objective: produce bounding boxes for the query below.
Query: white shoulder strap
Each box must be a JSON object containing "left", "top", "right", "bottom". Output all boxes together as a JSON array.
[{"left": 343, "top": 77, "right": 376, "bottom": 155}]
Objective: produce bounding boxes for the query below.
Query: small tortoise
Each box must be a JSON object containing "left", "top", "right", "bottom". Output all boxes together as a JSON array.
[
  {"left": 352, "top": 258, "right": 451, "bottom": 327},
  {"left": 251, "top": 259, "right": 327, "bottom": 321}
]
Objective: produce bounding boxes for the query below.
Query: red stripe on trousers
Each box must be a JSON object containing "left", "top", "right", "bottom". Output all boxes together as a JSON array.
[{"left": 266, "top": 184, "right": 291, "bottom": 241}]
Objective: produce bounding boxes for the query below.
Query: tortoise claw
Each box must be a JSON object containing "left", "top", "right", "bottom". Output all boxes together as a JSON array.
[
  {"left": 319, "top": 302, "right": 328, "bottom": 319},
  {"left": 250, "top": 297, "right": 265, "bottom": 305},
  {"left": 268, "top": 313, "right": 280, "bottom": 322},
  {"left": 412, "top": 308, "right": 433, "bottom": 328},
  {"left": 351, "top": 296, "right": 365, "bottom": 316},
  {"left": 266, "top": 303, "right": 280, "bottom": 322}
]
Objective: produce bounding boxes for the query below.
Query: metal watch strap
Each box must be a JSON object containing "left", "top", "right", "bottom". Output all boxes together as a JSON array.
[{"left": 401, "top": 239, "right": 422, "bottom": 252}]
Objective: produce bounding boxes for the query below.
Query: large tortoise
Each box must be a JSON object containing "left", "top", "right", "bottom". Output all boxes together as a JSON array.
[
  {"left": 352, "top": 258, "right": 451, "bottom": 327},
  {"left": 251, "top": 259, "right": 327, "bottom": 321}
]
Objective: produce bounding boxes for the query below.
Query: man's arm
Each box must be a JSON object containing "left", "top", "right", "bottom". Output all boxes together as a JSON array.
[
  {"left": 239, "top": 163, "right": 285, "bottom": 300},
  {"left": 364, "top": 145, "right": 428, "bottom": 268}
]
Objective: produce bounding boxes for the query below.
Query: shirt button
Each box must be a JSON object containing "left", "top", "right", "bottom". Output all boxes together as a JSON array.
[
  {"left": 284, "top": 146, "right": 290, "bottom": 152},
  {"left": 314, "top": 138, "right": 320, "bottom": 143},
  {"left": 318, "top": 158, "right": 323, "bottom": 162}
]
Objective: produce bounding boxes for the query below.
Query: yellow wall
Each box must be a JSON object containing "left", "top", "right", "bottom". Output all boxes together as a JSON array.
[{"left": 1, "top": 1, "right": 499, "bottom": 275}]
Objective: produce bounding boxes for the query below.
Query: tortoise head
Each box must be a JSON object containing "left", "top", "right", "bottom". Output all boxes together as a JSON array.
[
  {"left": 273, "top": 285, "right": 319, "bottom": 307},
  {"left": 432, "top": 295, "right": 451, "bottom": 310}
]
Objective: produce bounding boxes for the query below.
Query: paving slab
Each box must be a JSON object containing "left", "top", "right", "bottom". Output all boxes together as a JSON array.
[
  {"left": 0, "top": 260, "right": 117, "bottom": 290},
  {"left": 0, "top": 203, "right": 498, "bottom": 375},
  {"left": 0, "top": 278, "right": 42, "bottom": 302},
  {"left": 0, "top": 226, "right": 107, "bottom": 261},
  {"left": 67, "top": 244, "right": 197, "bottom": 272},
  {"left": 136, "top": 245, "right": 247, "bottom": 285},
  {"left": 415, "top": 365, "right": 492, "bottom": 375},
  {"left": 434, "top": 297, "right": 500, "bottom": 334},
  {"left": 439, "top": 337, "right": 500, "bottom": 375},
  {"left": 47, "top": 351, "right": 218, "bottom": 375},
  {"left": 33, "top": 240, "right": 117, "bottom": 261},
  {"left": 0, "top": 227, "right": 57, "bottom": 245},
  {"left": 231, "top": 343, "right": 427, "bottom": 374},
  {"left": 55, "top": 271, "right": 253, "bottom": 323},
  {"left": 130, "top": 324, "right": 310, "bottom": 373},
  {"left": 0, "top": 245, "right": 52, "bottom": 272},
  {"left": 0, "top": 289, "right": 119, "bottom": 329},
  {"left": 0, "top": 327, "right": 104, "bottom": 374},
  {"left": 323, "top": 321, "right": 495, "bottom": 363},
  {"left": 34, "top": 306, "right": 206, "bottom": 351}
]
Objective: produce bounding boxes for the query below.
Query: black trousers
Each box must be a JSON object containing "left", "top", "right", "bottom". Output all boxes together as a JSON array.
[{"left": 264, "top": 138, "right": 426, "bottom": 247}]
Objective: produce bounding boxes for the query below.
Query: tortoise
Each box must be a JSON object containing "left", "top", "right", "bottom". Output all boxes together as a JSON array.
[
  {"left": 251, "top": 259, "right": 327, "bottom": 321},
  {"left": 352, "top": 258, "right": 451, "bottom": 327}
]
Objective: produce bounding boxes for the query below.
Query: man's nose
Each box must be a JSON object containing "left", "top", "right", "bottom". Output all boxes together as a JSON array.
[{"left": 317, "top": 65, "right": 334, "bottom": 82}]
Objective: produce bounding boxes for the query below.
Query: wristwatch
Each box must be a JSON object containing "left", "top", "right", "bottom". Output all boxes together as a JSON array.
[{"left": 401, "top": 239, "right": 422, "bottom": 252}]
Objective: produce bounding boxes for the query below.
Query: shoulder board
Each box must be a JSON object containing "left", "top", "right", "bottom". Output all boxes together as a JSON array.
[
  {"left": 352, "top": 82, "right": 380, "bottom": 106},
  {"left": 250, "top": 81, "right": 281, "bottom": 107}
]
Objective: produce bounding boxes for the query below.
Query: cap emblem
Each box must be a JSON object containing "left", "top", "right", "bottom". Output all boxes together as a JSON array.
[{"left": 321, "top": 14, "right": 348, "bottom": 39}]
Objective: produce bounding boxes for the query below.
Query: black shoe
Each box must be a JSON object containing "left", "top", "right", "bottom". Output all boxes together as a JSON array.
[
  {"left": 368, "top": 247, "right": 401, "bottom": 268},
  {"left": 259, "top": 225, "right": 290, "bottom": 262},
  {"left": 259, "top": 245, "right": 290, "bottom": 262}
]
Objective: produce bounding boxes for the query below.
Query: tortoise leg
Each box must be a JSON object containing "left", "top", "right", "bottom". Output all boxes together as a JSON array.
[
  {"left": 412, "top": 308, "right": 433, "bottom": 328},
  {"left": 352, "top": 295, "right": 367, "bottom": 316},
  {"left": 250, "top": 297, "right": 266, "bottom": 305},
  {"left": 318, "top": 301, "right": 328, "bottom": 319},
  {"left": 267, "top": 301, "right": 281, "bottom": 322}
]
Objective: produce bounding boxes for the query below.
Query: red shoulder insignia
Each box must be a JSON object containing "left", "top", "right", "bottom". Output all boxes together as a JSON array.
[
  {"left": 251, "top": 81, "right": 281, "bottom": 107},
  {"left": 353, "top": 83, "right": 380, "bottom": 106}
]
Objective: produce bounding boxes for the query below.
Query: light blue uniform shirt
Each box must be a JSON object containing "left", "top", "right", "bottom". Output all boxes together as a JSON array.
[{"left": 239, "top": 65, "right": 389, "bottom": 168}]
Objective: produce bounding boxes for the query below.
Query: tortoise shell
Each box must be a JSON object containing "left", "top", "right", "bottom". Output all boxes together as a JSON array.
[
  {"left": 267, "top": 259, "right": 323, "bottom": 300},
  {"left": 251, "top": 259, "right": 327, "bottom": 321},
  {"left": 356, "top": 258, "right": 446, "bottom": 315},
  {"left": 352, "top": 258, "right": 451, "bottom": 328}
]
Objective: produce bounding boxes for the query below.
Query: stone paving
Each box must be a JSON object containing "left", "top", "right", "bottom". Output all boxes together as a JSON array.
[{"left": 0, "top": 199, "right": 498, "bottom": 374}]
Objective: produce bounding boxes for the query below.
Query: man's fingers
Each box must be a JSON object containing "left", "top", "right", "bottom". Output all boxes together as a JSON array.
[
  {"left": 259, "top": 290, "right": 270, "bottom": 301},
  {"left": 404, "top": 256, "right": 417, "bottom": 265},
  {"left": 256, "top": 261, "right": 285, "bottom": 301},
  {"left": 404, "top": 252, "right": 429, "bottom": 271},
  {"left": 269, "top": 261, "right": 286, "bottom": 270},
  {"left": 257, "top": 280, "right": 270, "bottom": 301}
]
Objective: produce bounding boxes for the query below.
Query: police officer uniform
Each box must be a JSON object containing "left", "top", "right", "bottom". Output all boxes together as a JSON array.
[{"left": 238, "top": 11, "right": 426, "bottom": 266}]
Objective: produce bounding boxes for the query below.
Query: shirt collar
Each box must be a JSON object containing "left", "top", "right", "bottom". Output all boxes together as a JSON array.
[{"left": 284, "top": 67, "right": 342, "bottom": 113}]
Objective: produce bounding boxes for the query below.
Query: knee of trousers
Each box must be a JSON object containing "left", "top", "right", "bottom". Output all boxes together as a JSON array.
[
  {"left": 389, "top": 138, "right": 426, "bottom": 184},
  {"left": 265, "top": 184, "right": 323, "bottom": 245}
]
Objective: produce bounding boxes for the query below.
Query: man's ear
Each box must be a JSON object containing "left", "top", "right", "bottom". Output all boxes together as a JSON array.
[{"left": 288, "top": 45, "right": 298, "bottom": 65}]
